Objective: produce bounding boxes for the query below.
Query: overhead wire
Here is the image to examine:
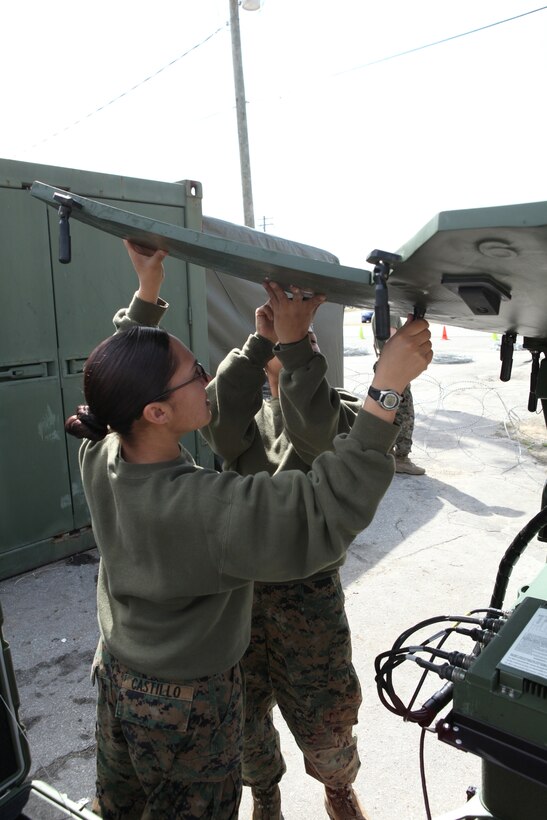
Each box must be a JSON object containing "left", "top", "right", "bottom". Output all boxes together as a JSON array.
[
  {"left": 24, "top": 5, "right": 547, "bottom": 149},
  {"left": 334, "top": 5, "right": 547, "bottom": 77},
  {"left": 28, "top": 24, "right": 227, "bottom": 149}
]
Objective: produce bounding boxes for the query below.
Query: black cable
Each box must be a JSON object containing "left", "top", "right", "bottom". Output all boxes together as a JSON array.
[
  {"left": 404, "top": 629, "right": 453, "bottom": 716},
  {"left": 375, "top": 613, "right": 494, "bottom": 725},
  {"left": 490, "top": 505, "right": 547, "bottom": 609},
  {"left": 375, "top": 631, "right": 455, "bottom": 720},
  {"left": 376, "top": 606, "right": 509, "bottom": 814},
  {"left": 419, "top": 728, "right": 433, "bottom": 820},
  {"left": 468, "top": 607, "right": 505, "bottom": 616},
  {"left": 374, "top": 649, "right": 410, "bottom": 715},
  {"left": 390, "top": 615, "right": 487, "bottom": 651},
  {"left": 407, "top": 645, "right": 475, "bottom": 668},
  {"left": 414, "top": 683, "right": 454, "bottom": 727}
]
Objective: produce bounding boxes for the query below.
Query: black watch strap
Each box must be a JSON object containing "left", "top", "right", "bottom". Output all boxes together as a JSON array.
[{"left": 367, "top": 386, "right": 404, "bottom": 410}]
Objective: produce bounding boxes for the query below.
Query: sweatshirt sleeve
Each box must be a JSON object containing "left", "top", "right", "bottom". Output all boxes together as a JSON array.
[
  {"left": 112, "top": 293, "right": 168, "bottom": 333},
  {"left": 201, "top": 333, "right": 274, "bottom": 464},
  {"left": 217, "top": 408, "right": 398, "bottom": 583},
  {"left": 275, "top": 337, "right": 361, "bottom": 465},
  {"left": 80, "top": 408, "right": 399, "bottom": 602}
]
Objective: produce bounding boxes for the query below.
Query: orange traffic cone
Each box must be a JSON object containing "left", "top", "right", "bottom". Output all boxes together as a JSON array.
[{"left": 441, "top": 325, "right": 448, "bottom": 340}]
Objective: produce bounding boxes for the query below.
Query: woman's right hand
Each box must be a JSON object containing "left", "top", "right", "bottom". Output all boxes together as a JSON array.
[
  {"left": 263, "top": 280, "right": 326, "bottom": 344},
  {"left": 373, "top": 315, "right": 433, "bottom": 393},
  {"left": 123, "top": 239, "right": 167, "bottom": 304}
]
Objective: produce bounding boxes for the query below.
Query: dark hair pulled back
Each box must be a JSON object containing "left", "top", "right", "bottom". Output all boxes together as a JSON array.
[
  {"left": 65, "top": 326, "right": 178, "bottom": 441},
  {"left": 65, "top": 405, "right": 109, "bottom": 442}
]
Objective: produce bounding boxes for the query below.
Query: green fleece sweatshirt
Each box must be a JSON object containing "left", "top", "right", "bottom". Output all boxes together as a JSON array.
[
  {"left": 201, "top": 331, "right": 364, "bottom": 581},
  {"left": 202, "top": 332, "right": 362, "bottom": 475},
  {"left": 82, "top": 410, "right": 396, "bottom": 681},
  {"left": 96, "top": 296, "right": 397, "bottom": 680},
  {"left": 114, "top": 296, "right": 363, "bottom": 479}
]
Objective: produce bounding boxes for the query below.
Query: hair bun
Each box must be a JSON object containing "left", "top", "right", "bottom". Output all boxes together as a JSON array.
[{"left": 65, "top": 405, "right": 109, "bottom": 441}]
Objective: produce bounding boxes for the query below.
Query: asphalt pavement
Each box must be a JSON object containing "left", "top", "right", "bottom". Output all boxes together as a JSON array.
[{"left": 1, "top": 315, "right": 546, "bottom": 820}]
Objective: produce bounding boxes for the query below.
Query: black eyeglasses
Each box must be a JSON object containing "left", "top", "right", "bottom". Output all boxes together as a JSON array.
[{"left": 149, "top": 362, "right": 209, "bottom": 403}]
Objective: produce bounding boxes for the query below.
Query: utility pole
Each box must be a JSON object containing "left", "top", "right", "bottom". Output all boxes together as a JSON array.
[{"left": 228, "top": 0, "right": 255, "bottom": 228}]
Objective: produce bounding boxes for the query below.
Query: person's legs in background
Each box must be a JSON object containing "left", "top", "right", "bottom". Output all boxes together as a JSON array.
[
  {"left": 241, "top": 584, "right": 286, "bottom": 819},
  {"left": 393, "top": 386, "right": 425, "bottom": 475},
  {"left": 267, "top": 576, "right": 369, "bottom": 820}
]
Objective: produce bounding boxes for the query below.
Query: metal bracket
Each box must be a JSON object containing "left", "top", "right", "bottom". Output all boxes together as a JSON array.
[
  {"left": 366, "top": 249, "right": 402, "bottom": 341},
  {"left": 441, "top": 274, "right": 511, "bottom": 316},
  {"left": 499, "top": 331, "right": 517, "bottom": 382},
  {"left": 53, "top": 192, "right": 83, "bottom": 264}
]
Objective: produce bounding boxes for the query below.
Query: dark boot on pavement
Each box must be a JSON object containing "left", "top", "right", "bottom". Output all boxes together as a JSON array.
[
  {"left": 89, "top": 797, "right": 102, "bottom": 816},
  {"left": 324, "top": 785, "right": 370, "bottom": 819},
  {"left": 395, "top": 455, "right": 426, "bottom": 475},
  {"left": 252, "top": 784, "right": 284, "bottom": 820}
]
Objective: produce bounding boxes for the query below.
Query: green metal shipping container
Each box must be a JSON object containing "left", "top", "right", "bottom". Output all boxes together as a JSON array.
[{"left": 0, "top": 158, "right": 211, "bottom": 580}]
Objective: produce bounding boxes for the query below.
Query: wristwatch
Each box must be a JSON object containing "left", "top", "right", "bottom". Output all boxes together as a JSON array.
[{"left": 367, "top": 386, "right": 404, "bottom": 410}]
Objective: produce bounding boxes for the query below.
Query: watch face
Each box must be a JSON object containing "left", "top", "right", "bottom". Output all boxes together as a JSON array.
[{"left": 381, "top": 392, "right": 399, "bottom": 410}]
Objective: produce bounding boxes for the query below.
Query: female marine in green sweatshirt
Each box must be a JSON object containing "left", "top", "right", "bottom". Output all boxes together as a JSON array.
[{"left": 66, "top": 241, "right": 432, "bottom": 820}]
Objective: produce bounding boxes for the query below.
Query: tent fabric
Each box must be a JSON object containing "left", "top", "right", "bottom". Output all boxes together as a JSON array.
[{"left": 202, "top": 215, "right": 345, "bottom": 387}]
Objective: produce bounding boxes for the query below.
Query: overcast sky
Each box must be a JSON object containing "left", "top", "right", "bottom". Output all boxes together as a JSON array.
[{"left": 3, "top": 0, "right": 546, "bottom": 268}]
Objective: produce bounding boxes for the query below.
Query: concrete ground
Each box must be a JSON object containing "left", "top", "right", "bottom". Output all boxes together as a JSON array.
[{"left": 1, "top": 314, "right": 546, "bottom": 819}]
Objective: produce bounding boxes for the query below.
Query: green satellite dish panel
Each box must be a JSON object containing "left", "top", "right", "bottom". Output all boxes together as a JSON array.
[
  {"left": 30, "top": 182, "right": 547, "bottom": 340},
  {"left": 29, "top": 181, "right": 376, "bottom": 307}
]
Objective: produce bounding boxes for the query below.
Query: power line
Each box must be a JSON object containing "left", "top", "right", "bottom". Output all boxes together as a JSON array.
[
  {"left": 28, "top": 24, "right": 226, "bottom": 149},
  {"left": 25, "top": 5, "right": 547, "bottom": 149},
  {"left": 155, "top": 5, "right": 547, "bottom": 127},
  {"left": 335, "top": 5, "right": 547, "bottom": 78},
  {"left": 183, "top": 4, "right": 547, "bottom": 127}
]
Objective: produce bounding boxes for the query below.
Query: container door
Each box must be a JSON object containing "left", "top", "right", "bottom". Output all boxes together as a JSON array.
[
  {"left": 0, "top": 190, "right": 75, "bottom": 555},
  {"left": 48, "top": 200, "right": 195, "bottom": 528}
]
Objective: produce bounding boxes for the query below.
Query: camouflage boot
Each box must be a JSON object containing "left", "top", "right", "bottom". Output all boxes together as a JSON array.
[
  {"left": 324, "top": 785, "right": 370, "bottom": 819},
  {"left": 252, "top": 784, "right": 283, "bottom": 819}
]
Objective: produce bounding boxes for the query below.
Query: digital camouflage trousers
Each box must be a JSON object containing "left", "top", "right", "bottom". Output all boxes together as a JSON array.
[
  {"left": 91, "top": 642, "right": 243, "bottom": 819},
  {"left": 393, "top": 384, "right": 415, "bottom": 458},
  {"left": 241, "top": 573, "right": 362, "bottom": 791}
]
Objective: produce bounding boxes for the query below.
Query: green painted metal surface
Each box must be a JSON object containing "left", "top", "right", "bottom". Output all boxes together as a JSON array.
[
  {"left": 390, "top": 200, "right": 547, "bottom": 339},
  {"left": 481, "top": 759, "right": 547, "bottom": 820},
  {"left": 1, "top": 159, "right": 207, "bottom": 580},
  {"left": 453, "top": 596, "right": 547, "bottom": 746},
  {"left": 30, "top": 183, "right": 547, "bottom": 341},
  {"left": 30, "top": 181, "right": 376, "bottom": 307},
  {"left": 0, "top": 188, "right": 76, "bottom": 554},
  {"left": 450, "top": 592, "right": 547, "bottom": 818}
]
